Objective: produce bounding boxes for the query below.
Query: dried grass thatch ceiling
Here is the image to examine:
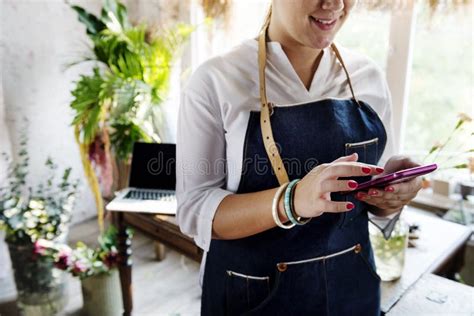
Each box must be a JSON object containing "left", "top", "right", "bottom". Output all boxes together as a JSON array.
[{"left": 200, "top": 0, "right": 472, "bottom": 20}]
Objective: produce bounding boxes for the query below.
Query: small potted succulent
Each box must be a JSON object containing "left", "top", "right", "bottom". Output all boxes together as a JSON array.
[
  {"left": 0, "top": 135, "right": 79, "bottom": 315},
  {"left": 34, "top": 225, "right": 131, "bottom": 316}
]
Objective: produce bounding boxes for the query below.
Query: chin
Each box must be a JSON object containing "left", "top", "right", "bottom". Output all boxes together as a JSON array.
[{"left": 309, "top": 36, "right": 334, "bottom": 49}]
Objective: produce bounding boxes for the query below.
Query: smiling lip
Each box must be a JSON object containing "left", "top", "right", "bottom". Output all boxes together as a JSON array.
[{"left": 309, "top": 16, "right": 338, "bottom": 31}]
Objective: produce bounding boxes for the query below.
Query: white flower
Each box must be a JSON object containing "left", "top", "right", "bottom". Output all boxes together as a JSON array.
[
  {"left": 31, "top": 209, "right": 45, "bottom": 217},
  {"left": 26, "top": 219, "right": 38, "bottom": 229},
  {"left": 28, "top": 200, "right": 45, "bottom": 210},
  {"left": 44, "top": 223, "right": 54, "bottom": 232},
  {"left": 4, "top": 198, "right": 17, "bottom": 209},
  {"left": 4, "top": 208, "right": 20, "bottom": 218}
]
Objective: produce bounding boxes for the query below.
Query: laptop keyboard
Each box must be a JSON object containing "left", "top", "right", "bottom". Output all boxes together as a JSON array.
[{"left": 124, "top": 189, "right": 176, "bottom": 201}]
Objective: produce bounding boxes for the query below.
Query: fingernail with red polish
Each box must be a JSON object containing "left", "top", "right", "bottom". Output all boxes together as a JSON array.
[
  {"left": 369, "top": 190, "right": 378, "bottom": 196},
  {"left": 356, "top": 192, "right": 366, "bottom": 199},
  {"left": 385, "top": 186, "right": 394, "bottom": 192},
  {"left": 362, "top": 167, "right": 371, "bottom": 174},
  {"left": 346, "top": 202, "right": 354, "bottom": 210},
  {"left": 376, "top": 167, "right": 384, "bottom": 173},
  {"left": 348, "top": 181, "right": 358, "bottom": 189}
]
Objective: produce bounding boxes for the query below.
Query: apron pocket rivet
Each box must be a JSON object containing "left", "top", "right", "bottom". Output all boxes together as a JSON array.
[
  {"left": 354, "top": 244, "right": 362, "bottom": 254},
  {"left": 277, "top": 263, "right": 287, "bottom": 272}
]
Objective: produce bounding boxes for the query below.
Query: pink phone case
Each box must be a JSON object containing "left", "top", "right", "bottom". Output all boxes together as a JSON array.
[{"left": 345, "top": 163, "right": 437, "bottom": 194}]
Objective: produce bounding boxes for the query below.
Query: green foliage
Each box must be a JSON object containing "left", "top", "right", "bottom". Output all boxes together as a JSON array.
[
  {"left": 0, "top": 134, "right": 79, "bottom": 245},
  {"left": 69, "top": 0, "right": 194, "bottom": 161}
]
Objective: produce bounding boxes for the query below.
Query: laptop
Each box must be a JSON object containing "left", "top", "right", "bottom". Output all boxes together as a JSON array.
[{"left": 106, "top": 142, "right": 177, "bottom": 214}]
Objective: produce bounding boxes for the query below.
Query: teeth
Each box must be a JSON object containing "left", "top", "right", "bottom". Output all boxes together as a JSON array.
[
  {"left": 311, "top": 17, "right": 335, "bottom": 25},
  {"left": 317, "top": 19, "right": 333, "bottom": 25}
]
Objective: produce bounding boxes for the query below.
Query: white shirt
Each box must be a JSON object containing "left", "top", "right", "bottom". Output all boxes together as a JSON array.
[{"left": 176, "top": 38, "right": 400, "bottom": 281}]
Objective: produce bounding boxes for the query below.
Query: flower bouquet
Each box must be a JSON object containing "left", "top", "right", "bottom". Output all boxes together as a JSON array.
[
  {"left": 34, "top": 225, "right": 130, "bottom": 316},
  {"left": 0, "top": 136, "right": 79, "bottom": 316}
]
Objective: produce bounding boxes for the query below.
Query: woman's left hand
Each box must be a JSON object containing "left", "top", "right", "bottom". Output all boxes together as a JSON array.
[{"left": 355, "top": 155, "right": 423, "bottom": 217}]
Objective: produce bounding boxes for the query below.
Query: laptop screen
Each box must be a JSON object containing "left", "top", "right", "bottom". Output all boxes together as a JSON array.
[{"left": 129, "top": 142, "right": 176, "bottom": 190}]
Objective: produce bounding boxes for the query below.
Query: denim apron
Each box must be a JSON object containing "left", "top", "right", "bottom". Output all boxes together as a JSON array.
[{"left": 201, "top": 23, "right": 387, "bottom": 316}]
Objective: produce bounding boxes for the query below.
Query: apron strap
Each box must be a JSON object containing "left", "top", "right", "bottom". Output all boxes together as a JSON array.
[
  {"left": 330, "top": 43, "right": 361, "bottom": 106},
  {"left": 258, "top": 23, "right": 359, "bottom": 186},
  {"left": 258, "top": 23, "right": 290, "bottom": 185}
]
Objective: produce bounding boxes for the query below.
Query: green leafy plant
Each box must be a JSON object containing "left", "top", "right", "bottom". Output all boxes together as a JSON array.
[
  {"left": 0, "top": 133, "right": 79, "bottom": 244},
  {"left": 69, "top": 0, "right": 194, "bottom": 199}
]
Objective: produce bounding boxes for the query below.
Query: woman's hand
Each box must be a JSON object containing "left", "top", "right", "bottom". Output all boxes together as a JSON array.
[
  {"left": 293, "top": 153, "right": 384, "bottom": 218},
  {"left": 355, "top": 155, "right": 423, "bottom": 217}
]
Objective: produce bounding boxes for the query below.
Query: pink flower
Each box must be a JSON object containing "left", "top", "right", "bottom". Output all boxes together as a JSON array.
[
  {"left": 54, "top": 248, "right": 72, "bottom": 270},
  {"left": 33, "top": 239, "right": 53, "bottom": 256},
  {"left": 72, "top": 260, "right": 88, "bottom": 275}
]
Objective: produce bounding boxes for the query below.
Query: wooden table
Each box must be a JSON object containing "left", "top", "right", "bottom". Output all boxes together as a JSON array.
[
  {"left": 381, "top": 206, "right": 472, "bottom": 314},
  {"left": 111, "top": 211, "right": 202, "bottom": 316},
  {"left": 113, "top": 206, "right": 472, "bottom": 316},
  {"left": 386, "top": 273, "right": 473, "bottom": 315}
]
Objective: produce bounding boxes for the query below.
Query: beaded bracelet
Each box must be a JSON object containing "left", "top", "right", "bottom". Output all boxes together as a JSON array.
[
  {"left": 284, "top": 179, "right": 311, "bottom": 225},
  {"left": 272, "top": 182, "right": 295, "bottom": 229}
]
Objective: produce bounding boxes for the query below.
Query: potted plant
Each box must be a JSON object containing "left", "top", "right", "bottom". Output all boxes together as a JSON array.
[
  {"left": 68, "top": 0, "right": 194, "bottom": 229},
  {"left": 0, "top": 135, "right": 79, "bottom": 315},
  {"left": 34, "top": 225, "right": 130, "bottom": 316}
]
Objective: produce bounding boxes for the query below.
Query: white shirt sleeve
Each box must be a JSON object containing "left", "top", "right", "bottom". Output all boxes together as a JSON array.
[{"left": 176, "top": 64, "right": 233, "bottom": 252}]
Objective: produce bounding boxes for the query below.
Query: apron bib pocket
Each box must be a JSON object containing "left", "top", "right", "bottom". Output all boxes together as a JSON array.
[
  {"left": 340, "top": 137, "right": 380, "bottom": 227},
  {"left": 345, "top": 137, "right": 379, "bottom": 165}
]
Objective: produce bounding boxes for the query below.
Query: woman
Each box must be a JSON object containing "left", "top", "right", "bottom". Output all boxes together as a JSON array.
[{"left": 177, "top": 0, "right": 422, "bottom": 314}]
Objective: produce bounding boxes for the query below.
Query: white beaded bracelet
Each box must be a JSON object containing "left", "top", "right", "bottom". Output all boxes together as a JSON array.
[{"left": 272, "top": 182, "right": 295, "bottom": 229}]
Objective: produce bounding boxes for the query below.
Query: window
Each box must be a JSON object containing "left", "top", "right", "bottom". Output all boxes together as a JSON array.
[
  {"left": 402, "top": 6, "right": 472, "bottom": 172},
  {"left": 337, "top": 8, "right": 391, "bottom": 71}
]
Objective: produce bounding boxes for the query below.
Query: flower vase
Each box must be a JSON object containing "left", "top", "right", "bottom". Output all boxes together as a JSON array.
[
  {"left": 81, "top": 269, "right": 123, "bottom": 316},
  {"left": 7, "top": 242, "right": 67, "bottom": 316},
  {"left": 369, "top": 216, "right": 409, "bottom": 281}
]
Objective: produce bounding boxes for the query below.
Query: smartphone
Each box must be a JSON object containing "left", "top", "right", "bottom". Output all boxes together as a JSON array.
[{"left": 345, "top": 163, "right": 437, "bottom": 194}]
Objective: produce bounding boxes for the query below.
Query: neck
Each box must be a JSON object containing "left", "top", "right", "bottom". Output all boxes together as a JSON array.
[{"left": 266, "top": 21, "right": 323, "bottom": 90}]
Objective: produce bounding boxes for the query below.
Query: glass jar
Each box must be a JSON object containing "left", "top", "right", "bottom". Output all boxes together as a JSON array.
[{"left": 369, "top": 216, "right": 409, "bottom": 281}]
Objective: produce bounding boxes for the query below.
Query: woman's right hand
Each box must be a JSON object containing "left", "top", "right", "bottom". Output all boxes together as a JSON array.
[{"left": 293, "top": 153, "right": 384, "bottom": 218}]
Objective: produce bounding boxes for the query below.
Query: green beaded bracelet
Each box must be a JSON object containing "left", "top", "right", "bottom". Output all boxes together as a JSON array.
[{"left": 284, "top": 179, "right": 310, "bottom": 226}]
